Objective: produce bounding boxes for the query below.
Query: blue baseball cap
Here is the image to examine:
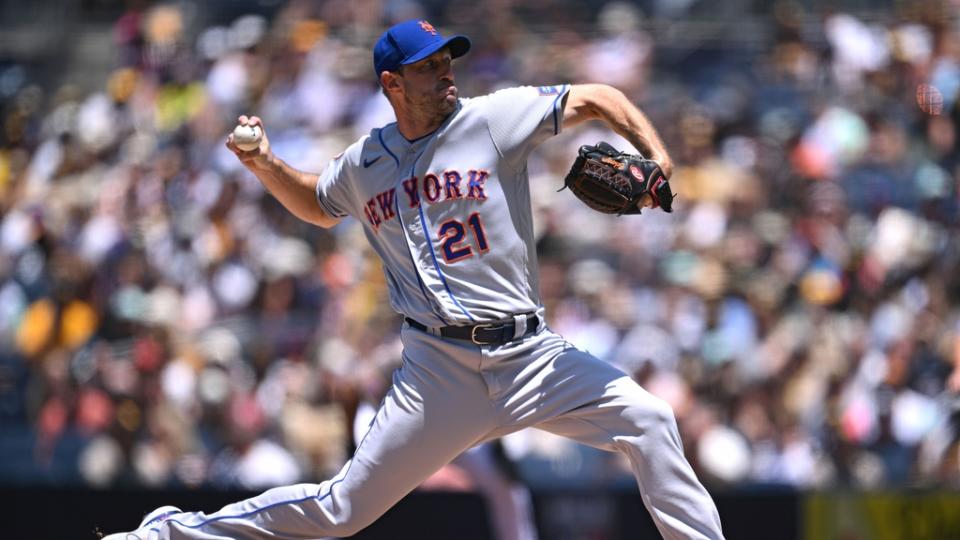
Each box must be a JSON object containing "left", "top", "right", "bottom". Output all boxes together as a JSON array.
[{"left": 373, "top": 19, "right": 471, "bottom": 78}]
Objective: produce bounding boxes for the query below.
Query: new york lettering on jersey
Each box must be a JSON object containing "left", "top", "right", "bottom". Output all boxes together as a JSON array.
[{"left": 363, "top": 169, "right": 489, "bottom": 232}]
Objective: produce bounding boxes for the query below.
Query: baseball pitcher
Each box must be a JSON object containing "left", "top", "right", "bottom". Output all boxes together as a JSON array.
[{"left": 106, "top": 18, "right": 724, "bottom": 540}]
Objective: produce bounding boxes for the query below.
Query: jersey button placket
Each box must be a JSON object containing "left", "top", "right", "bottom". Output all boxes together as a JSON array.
[{"left": 397, "top": 147, "right": 456, "bottom": 325}]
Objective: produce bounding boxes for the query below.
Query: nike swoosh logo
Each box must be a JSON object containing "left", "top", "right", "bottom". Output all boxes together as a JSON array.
[{"left": 363, "top": 156, "right": 381, "bottom": 168}]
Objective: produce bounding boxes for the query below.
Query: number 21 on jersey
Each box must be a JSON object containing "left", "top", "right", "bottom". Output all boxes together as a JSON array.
[{"left": 437, "top": 212, "right": 488, "bottom": 263}]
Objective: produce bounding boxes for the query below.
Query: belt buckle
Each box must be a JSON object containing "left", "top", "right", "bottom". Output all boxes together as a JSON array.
[{"left": 470, "top": 323, "right": 496, "bottom": 345}]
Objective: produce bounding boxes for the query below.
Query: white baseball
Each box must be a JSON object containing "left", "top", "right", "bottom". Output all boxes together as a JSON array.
[{"left": 232, "top": 124, "right": 263, "bottom": 151}]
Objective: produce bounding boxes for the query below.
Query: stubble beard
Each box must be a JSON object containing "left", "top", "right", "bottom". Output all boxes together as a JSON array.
[{"left": 407, "top": 87, "right": 457, "bottom": 125}]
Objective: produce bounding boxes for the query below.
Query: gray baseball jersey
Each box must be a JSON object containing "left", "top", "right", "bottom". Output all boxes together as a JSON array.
[
  {"left": 110, "top": 86, "right": 725, "bottom": 540},
  {"left": 316, "top": 85, "right": 570, "bottom": 326}
]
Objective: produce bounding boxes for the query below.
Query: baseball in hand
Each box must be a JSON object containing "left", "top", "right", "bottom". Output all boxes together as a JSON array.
[{"left": 232, "top": 124, "right": 263, "bottom": 151}]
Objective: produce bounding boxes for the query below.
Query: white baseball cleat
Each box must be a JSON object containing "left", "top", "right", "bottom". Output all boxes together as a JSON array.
[{"left": 101, "top": 505, "right": 182, "bottom": 540}]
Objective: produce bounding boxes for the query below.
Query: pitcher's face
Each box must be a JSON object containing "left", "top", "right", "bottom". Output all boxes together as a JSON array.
[{"left": 397, "top": 49, "right": 457, "bottom": 115}]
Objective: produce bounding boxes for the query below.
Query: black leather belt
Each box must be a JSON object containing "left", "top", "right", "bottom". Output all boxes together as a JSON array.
[{"left": 404, "top": 314, "right": 540, "bottom": 345}]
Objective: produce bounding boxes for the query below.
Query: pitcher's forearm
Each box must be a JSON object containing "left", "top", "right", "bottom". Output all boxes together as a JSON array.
[
  {"left": 605, "top": 105, "right": 673, "bottom": 178},
  {"left": 248, "top": 154, "right": 340, "bottom": 228},
  {"left": 590, "top": 87, "right": 672, "bottom": 178},
  {"left": 563, "top": 84, "right": 674, "bottom": 178}
]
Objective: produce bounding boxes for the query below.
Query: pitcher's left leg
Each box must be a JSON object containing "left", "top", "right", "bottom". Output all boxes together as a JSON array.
[{"left": 503, "top": 336, "right": 724, "bottom": 540}]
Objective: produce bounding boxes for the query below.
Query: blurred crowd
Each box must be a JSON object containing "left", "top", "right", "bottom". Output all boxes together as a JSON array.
[{"left": 0, "top": 0, "right": 959, "bottom": 496}]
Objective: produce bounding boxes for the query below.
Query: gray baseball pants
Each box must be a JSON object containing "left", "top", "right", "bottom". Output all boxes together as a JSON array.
[{"left": 153, "top": 322, "right": 724, "bottom": 539}]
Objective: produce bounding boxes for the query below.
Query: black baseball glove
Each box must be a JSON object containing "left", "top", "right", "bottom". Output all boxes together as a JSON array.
[{"left": 562, "top": 142, "right": 674, "bottom": 215}]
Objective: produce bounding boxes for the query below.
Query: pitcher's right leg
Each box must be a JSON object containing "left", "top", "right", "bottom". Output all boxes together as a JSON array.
[{"left": 140, "top": 332, "right": 495, "bottom": 539}]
